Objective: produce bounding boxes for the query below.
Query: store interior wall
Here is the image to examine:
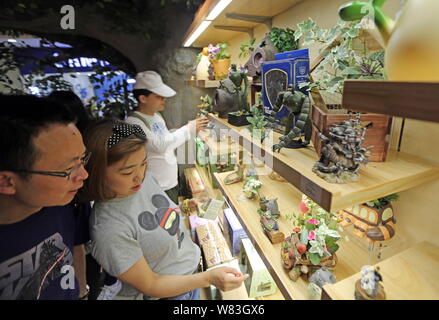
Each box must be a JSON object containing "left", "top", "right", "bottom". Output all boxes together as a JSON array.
[{"left": 225, "top": 0, "right": 439, "bottom": 260}]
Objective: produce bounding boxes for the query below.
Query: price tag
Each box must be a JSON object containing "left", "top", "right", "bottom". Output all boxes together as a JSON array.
[
  {"left": 300, "top": 176, "right": 323, "bottom": 204},
  {"left": 202, "top": 199, "right": 225, "bottom": 220}
]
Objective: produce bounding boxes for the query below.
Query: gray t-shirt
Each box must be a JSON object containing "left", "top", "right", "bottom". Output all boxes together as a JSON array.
[{"left": 89, "top": 172, "right": 200, "bottom": 298}]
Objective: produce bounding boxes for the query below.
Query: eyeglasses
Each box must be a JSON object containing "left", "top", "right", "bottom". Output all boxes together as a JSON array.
[{"left": 11, "top": 151, "right": 91, "bottom": 180}]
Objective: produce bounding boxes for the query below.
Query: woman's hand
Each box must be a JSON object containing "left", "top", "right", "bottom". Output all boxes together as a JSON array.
[
  {"left": 187, "top": 197, "right": 209, "bottom": 210},
  {"left": 206, "top": 267, "right": 249, "bottom": 291}
]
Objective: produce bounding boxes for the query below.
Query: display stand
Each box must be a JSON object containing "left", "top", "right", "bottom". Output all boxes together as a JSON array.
[
  {"left": 323, "top": 241, "right": 439, "bottom": 300},
  {"left": 208, "top": 113, "right": 439, "bottom": 213},
  {"left": 213, "top": 169, "right": 375, "bottom": 300}
]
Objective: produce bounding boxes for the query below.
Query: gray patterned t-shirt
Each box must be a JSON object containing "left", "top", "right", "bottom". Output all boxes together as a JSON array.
[{"left": 89, "top": 172, "right": 200, "bottom": 298}]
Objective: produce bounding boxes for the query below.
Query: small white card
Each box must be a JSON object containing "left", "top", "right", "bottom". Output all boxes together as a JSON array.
[{"left": 202, "top": 199, "right": 225, "bottom": 220}]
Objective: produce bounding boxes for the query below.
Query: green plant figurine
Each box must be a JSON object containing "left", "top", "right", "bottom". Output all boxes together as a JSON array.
[
  {"left": 246, "top": 104, "right": 270, "bottom": 143},
  {"left": 243, "top": 176, "right": 263, "bottom": 200}
]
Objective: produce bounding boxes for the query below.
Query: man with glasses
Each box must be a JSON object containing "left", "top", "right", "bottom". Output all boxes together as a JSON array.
[{"left": 0, "top": 95, "right": 90, "bottom": 300}]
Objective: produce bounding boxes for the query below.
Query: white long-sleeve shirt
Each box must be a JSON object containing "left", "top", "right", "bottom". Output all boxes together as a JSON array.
[{"left": 126, "top": 111, "right": 194, "bottom": 191}]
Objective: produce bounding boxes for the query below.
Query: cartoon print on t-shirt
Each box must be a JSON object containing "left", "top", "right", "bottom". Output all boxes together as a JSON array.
[{"left": 138, "top": 194, "right": 184, "bottom": 249}]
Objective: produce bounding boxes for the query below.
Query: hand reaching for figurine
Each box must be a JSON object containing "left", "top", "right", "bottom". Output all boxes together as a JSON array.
[
  {"left": 206, "top": 267, "right": 249, "bottom": 291},
  {"left": 197, "top": 117, "right": 209, "bottom": 132},
  {"left": 188, "top": 117, "right": 209, "bottom": 134}
]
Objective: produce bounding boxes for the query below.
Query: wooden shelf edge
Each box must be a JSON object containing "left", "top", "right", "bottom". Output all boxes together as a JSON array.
[
  {"left": 343, "top": 80, "right": 439, "bottom": 123},
  {"left": 207, "top": 113, "right": 439, "bottom": 213},
  {"left": 185, "top": 79, "right": 220, "bottom": 88}
]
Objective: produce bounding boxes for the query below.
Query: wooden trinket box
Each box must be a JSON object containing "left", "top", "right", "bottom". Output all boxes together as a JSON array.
[{"left": 311, "top": 104, "right": 392, "bottom": 162}]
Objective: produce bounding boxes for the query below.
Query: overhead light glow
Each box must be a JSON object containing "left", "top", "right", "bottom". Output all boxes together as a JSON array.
[
  {"left": 184, "top": 20, "right": 212, "bottom": 47},
  {"left": 7, "top": 39, "right": 17, "bottom": 43},
  {"left": 206, "top": 0, "right": 233, "bottom": 20}
]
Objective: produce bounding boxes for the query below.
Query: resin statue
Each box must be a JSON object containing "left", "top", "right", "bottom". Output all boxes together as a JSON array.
[
  {"left": 212, "top": 64, "right": 250, "bottom": 118},
  {"left": 355, "top": 265, "right": 386, "bottom": 300},
  {"left": 268, "top": 85, "right": 312, "bottom": 151},
  {"left": 312, "top": 113, "right": 372, "bottom": 183}
]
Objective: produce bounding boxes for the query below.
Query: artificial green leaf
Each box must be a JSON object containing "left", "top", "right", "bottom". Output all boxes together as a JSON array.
[
  {"left": 315, "top": 65, "right": 325, "bottom": 74},
  {"left": 347, "top": 27, "right": 360, "bottom": 38},
  {"left": 300, "top": 229, "right": 309, "bottom": 245},
  {"left": 246, "top": 117, "right": 254, "bottom": 124},
  {"left": 327, "top": 76, "right": 344, "bottom": 87},
  {"left": 298, "top": 82, "right": 309, "bottom": 89},
  {"left": 305, "top": 222, "right": 316, "bottom": 231},
  {"left": 309, "top": 252, "right": 321, "bottom": 266},
  {"left": 341, "top": 66, "right": 363, "bottom": 76},
  {"left": 326, "top": 242, "right": 339, "bottom": 254}
]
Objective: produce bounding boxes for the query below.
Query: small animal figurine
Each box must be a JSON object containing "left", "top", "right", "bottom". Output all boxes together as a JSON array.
[
  {"left": 355, "top": 265, "right": 386, "bottom": 300},
  {"left": 307, "top": 267, "right": 336, "bottom": 300},
  {"left": 259, "top": 197, "right": 280, "bottom": 219},
  {"left": 309, "top": 267, "right": 336, "bottom": 288},
  {"left": 260, "top": 210, "right": 285, "bottom": 244}
]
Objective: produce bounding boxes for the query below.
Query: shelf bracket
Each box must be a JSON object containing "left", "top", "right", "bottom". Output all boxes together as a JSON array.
[
  {"left": 225, "top": 13, "right": 272, "bottom": 30},
  {"left": 213, "top": 25, "right": 254, "bottom": 38}
]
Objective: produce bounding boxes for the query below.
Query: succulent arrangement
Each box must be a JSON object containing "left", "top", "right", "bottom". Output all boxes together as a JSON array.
[
  {"left": 242, "top": 176, "right": 263, "bottom": 200},
  {"left": 246, "top": 104, "right": 270, "bottom": 143}
]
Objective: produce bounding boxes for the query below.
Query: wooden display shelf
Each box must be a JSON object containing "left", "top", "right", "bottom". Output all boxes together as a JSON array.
[
  {"left": 193, "top": 165, "right": 283, "bottom": 300},
  {"left": 184, "top": 0, "right": 304, "bottom": 48},
  {"left": 213, "top": 170, "right": 373, "bottom": 300},
  {"left": 323, "top": 241, "right": 439, "bottom": 300},
  {"left": 208, "top": 113, "right": 439, "bottom": 213},
  {"left": 185, "top": 79, "right": 220, "bottom": 88},
  {"left": 343, "top": 80, "right": 439, "bottom": 123},
  {"left": 195, "top": 163, "right": 222, "bottom": 200},
  {"left": 198, "top": 130, "right": 241, "bottom": 156}
]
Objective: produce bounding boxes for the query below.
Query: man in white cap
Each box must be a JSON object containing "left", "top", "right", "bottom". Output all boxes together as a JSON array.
[{"left": 126, "top": 71, "right": 209, "bottom": 203}]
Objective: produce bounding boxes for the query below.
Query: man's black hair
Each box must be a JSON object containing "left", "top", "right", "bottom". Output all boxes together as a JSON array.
[
  {"left": 0, "top": 94, "right": 76, "bottom": 177},
  {"left": 132, "top": 89, "right": 152, "bottom": 103},
  {"left": 49, "top": 90, "right": 90, "bottom": 133}
]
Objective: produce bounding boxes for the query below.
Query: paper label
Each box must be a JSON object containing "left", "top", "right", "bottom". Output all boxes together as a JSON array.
[{"left": 203, "top": 199, "right": 225, "bottom": 220}]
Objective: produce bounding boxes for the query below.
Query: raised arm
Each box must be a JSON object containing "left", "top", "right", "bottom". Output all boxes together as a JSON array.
[{"left": 126, "top": 116, "right": 209, "bottom": 154}]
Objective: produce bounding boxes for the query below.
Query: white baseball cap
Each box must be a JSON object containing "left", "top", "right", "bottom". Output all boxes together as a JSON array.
[{"left": 133, "top": 71, "right": 176, "bottom": 98}]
